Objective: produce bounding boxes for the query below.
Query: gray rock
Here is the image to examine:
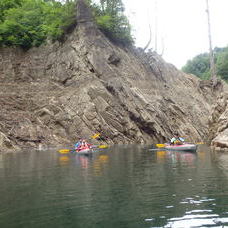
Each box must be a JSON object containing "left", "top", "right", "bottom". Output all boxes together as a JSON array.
[
  {"left": 209, "top": 92, "right": 228, "bottom": 151},
  {"left": 0, "top": 0, "right": 227, "bottom": 152}
]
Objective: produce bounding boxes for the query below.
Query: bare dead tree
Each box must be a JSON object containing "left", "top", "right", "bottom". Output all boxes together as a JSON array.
[
  {"left": 205, "top": 0, "right": 217, "bottom": 84},
  {"left": 143, "top": 0, "right": 157, "bottom": 52},
  {"left": 154, "top": 0, "right": 158, "bottom": 52},
  {"left": 160, "top": 37, "right": 164, "bottom": 56},
  {"left": 143, "top": 23, "right": 152, "bottom": 51}
]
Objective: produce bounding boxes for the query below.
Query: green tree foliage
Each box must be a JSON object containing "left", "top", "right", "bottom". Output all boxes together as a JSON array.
[
  {"left": 216, "top": 47, "right": 228, "bottom": 81},
  {"left": 182, "top": 53, "right": 210, "bottom": 80},
  {"left": 0, "top": 0, "right": 134, "bottom": 49},
  {"left": 0, "top": 0, "right": 24, "bottom": 22},
  {"left": 93, "top": 0, "right": 134, "bottom": 46},
  {"left": 0, "top": 0, "right": 76, "bottom": 49},
  {"left": 182, "top": 47, "right": 228, "bottom": 82}
]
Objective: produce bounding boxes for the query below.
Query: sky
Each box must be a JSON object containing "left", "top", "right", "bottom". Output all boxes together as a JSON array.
[{"left": 122, "top": 0, "right": 228, "bottom": 69}]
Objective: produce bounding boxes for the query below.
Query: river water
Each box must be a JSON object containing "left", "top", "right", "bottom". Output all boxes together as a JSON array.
[{"left": 0, "top": 145, "right": 228, "bottom": 228}]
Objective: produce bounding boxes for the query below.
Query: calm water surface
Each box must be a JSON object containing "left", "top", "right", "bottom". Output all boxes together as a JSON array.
[{"left": 0, "top": 145, "right": 228, "bottom": 228}]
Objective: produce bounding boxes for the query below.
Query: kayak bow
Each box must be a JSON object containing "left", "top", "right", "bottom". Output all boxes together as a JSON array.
[{"left": 76, "top": 147, "right": 93, "bottom": 155}]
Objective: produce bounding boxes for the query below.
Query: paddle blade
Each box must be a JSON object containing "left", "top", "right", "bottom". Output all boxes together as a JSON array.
[
  {"left": 92, "top": 133, "right": 100, "bottom": 139},
  {"left": 58, "top": 149, "right": 71, "bottom": 154},
  {"left": 156, "top": 144, "right": 165, "bottom": 148},
  {"left": 98, "top": 145, "right": 108, "bottom": 149}
]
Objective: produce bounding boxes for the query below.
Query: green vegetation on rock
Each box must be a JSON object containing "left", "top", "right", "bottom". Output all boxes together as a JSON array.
[
  {"left": 0, "top": 0, "right": 133, "bottom": 49},
  {"left": 182, "top": 47, "right": 228, "bottom": 82},
  {"left": 92, "top": 0, "right": 133, "bottom": 46},
  {"left": 0, "top": 0, "right": 76, "bottom": 49}
]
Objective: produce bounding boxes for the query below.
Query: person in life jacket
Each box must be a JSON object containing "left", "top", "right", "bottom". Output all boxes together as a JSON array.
[
  {"left": 170, "top": 132, "right": 185, "bottom": 145},
  {"left": 74, "top": 138, "right": 83, "bottom": 150},
  {"left": 77, "top": 139, "right": 92, "bottom": 151}
]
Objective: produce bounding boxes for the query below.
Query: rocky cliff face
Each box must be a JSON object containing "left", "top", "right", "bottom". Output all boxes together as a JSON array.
[
  {"left": 209, "top": 92, "right": 228, "bottom": 151},
  {"left": 0, "top": 0, "right": 227, "bottom": 152}
]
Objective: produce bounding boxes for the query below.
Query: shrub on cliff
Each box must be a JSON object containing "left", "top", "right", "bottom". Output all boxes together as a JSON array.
[
  {"left": 92, "top": 0, "right": 134, "bottom": 46},
  {"left": 0, "top": 0, "right": 76, "bottom": 49},
  {"left": 0, "top": 0, "right": 134, "bottom": 49}
]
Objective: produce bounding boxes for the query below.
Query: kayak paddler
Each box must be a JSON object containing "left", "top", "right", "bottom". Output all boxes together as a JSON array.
[{"left": 170, "top": 132, "right": 185, "bottom": 145}]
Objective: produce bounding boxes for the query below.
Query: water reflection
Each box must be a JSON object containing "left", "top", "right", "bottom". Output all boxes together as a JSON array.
[
  {"left": 163, "top": 206, "right": 228, "bottom": 228},
  {"left": 156, "top": 151, "right": 166, "bottom": 163},
  {"left": 197, "top": 150, "right": 207, "bottom": 162},
  {"left": 0, "top": 153, "right": 3, "bottom": 169},
  {"left": 93, "top": 154, "right": 109, "bottom": 176},
  {"left": 75, "top": 154, "right": 90, "bottom": 169},
  {"left": 212, "top": 151, "right": 228, "bottom": 180},
  {"left": 156, "top": 150, "right": 197, "bottom": 166},
  {"left": 58, "top": 155, "right": 70, "bottom": 165},
  {"left": 1, "top": 146, "right": 228, "bottom": 228},
  {"left": 144, "top": 193, "right": 228, "bottom": 228},
  {"left": 58, "top": 152, "right": 110, "bottom": 175},
  {"left": 215, "top": 152, "right": 228, "bottom": 170}
]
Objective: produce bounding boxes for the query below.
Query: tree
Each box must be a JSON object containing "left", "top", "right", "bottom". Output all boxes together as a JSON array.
[
  {"left": 0, "top": 0, "right": 76, "bottom": 49},
  {"left": 99, "top": 0, "right": 124, "bottom": 16},
  {"left": 0, "top": 0, "right": 23, "bottom": 21},
  {"left": 94, "top": 0, "right": 133, "bottom": 45},
  {"left": 182, "top": 47, "right": 228, "bottom": 82},
  {"left": 0, "top": 0, "right": 133, "bottom": 48},
  {"left": 216, "top": 47, "right": 228, "bottom": 81},
  {"left": 205, "top": 0, "right": 216, "bottom": 83},
  {"left": 182, "top": 53, "right": 210, "bottom": 80}
]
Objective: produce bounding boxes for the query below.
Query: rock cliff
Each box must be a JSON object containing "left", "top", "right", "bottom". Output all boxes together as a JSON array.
[
  {"left": 209, "top": 92, "right": 228, "bottom": 151},
  {"left": 0, "top": 0, "right": 227, "bottom": 152}
]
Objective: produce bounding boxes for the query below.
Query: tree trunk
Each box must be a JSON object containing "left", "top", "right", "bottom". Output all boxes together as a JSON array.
[
  {"left": 206, "top": 0, "right": 217, "bottom": 85},
  {"left": 143, "top": 24, "right": 152, "bottom": 51}
]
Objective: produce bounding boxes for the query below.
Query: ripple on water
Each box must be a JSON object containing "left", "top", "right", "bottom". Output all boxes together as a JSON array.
[
  {"left": 1, "top": 146, "right": 228, "bottom": 228},
  {"left": 163, "top": 208, "right": 227, "bottom": 227},
  {"left": 165, "top": 216, "right": 218, "bottom": 227}
]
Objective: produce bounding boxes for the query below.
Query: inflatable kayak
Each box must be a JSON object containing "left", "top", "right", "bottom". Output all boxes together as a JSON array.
[
  {"left": 76, "top": 147, "right": 92, "bottom": 155},
  {"left": 164, "top": 143, "right": 198, "bottom": 152}
]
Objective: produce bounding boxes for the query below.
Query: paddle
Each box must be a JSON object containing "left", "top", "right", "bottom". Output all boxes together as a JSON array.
[
  {"left": 58, "top": 145, "right": 108, "bottom": 154},
  {"left": 58, "top": 133, "right": 108, "bottom": 153},
  {"left": 91, "top": 133, "right": 109, "bottom": 148},
  {"left": 58, "top": 149, "right": 74, "bottom": 154},
  {"left": 156, "top": 144, "right": 166, "bottom": 148},
  {"left": 91, "top": 133, "right": 101, "bottom": 139},
  {"left": 97, "top": 145, "right": 108, "bottom": 149}
]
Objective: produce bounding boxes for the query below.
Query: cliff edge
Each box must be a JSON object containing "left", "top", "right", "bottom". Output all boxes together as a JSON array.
[{"left": 0, "top": 0, "right": 227, "bottom": 152}]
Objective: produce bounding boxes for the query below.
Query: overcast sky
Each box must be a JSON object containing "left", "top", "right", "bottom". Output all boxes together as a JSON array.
[{"left": 122, "top": 0, "right": 228, "bottom": 69}]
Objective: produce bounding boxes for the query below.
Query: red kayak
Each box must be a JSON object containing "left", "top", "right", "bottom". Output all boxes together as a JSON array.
[
  {"left": 164, "top": 143, "right": 197, "bottom": 152},
  {"left": 76, "top": 147, "right": 92, "bottom": 155}
]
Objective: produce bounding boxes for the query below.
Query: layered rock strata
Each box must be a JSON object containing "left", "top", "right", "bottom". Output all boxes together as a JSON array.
[
  {"left": 0, "top": 0, "right": 227, "bottom": 151},
  {"left": 209, "top": 92, "right": 228, "bottom": 151}
]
